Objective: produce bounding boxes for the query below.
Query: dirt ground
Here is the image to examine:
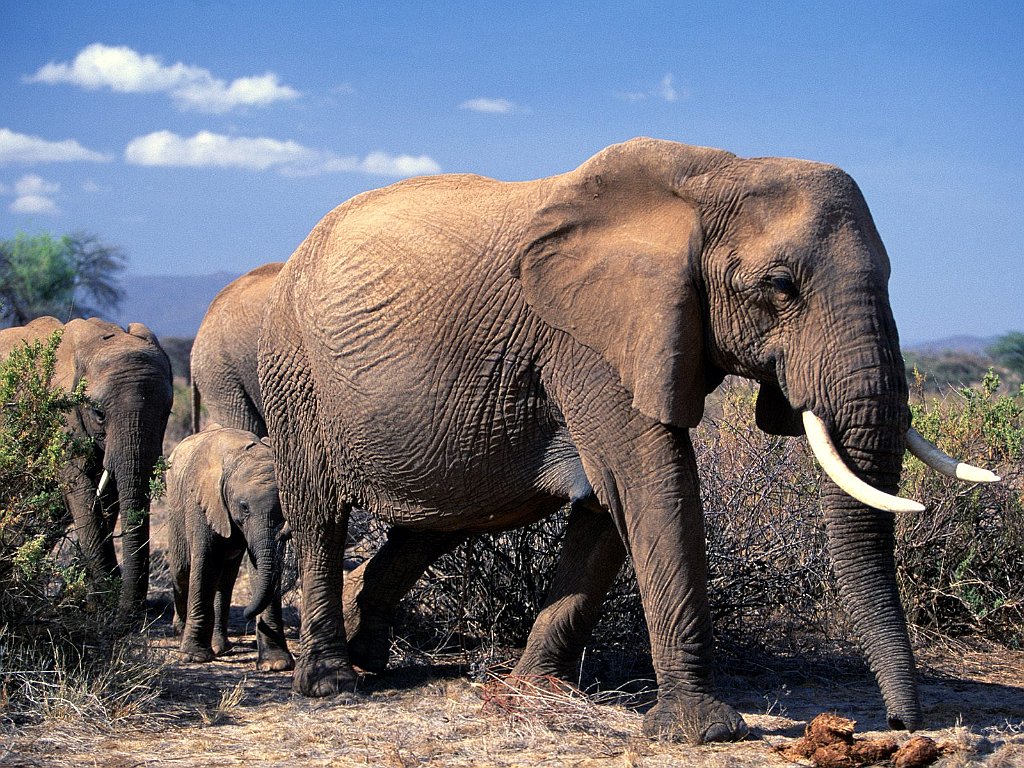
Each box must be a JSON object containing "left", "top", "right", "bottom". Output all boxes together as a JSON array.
[{"left": 4, "top": 507, "right": 1024, "bottom": 767}]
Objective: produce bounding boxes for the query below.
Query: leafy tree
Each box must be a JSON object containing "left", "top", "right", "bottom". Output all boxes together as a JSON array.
[
  {"left": 988, "top": 331, "right": 1024, "bottom": 378},
  {"left": 0, "top": 231, "right": 125, "bottom": 327}
]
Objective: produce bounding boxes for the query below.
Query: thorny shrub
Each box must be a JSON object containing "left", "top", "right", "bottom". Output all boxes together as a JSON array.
[
  {"left": 0, "top": 332, "right": 159, "bottom": 725},
  {"left": 900, "top": 370, "right": 1024, "bottom": 646},
  {"left": 377, "top": 373, "right": 1024, "bottom": 670}
]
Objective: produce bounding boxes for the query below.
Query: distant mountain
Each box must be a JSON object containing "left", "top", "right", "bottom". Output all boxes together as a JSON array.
[
  {"left": 903, "top": 336, "right": 998, "bottom": 356},
  {"left": 112, "top": 272, "right": 240, "bottom": 339}
]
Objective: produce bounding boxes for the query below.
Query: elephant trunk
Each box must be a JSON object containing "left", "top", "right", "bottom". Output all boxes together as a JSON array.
[
  {"left": 244, "top": 532, "right": 282, "bottom": 620},
  {"left": 110, "top": 450, "right": 153, "bottom": 618},
  {"left": 818, "top": 370, "right": 922, "bottom": 730}
]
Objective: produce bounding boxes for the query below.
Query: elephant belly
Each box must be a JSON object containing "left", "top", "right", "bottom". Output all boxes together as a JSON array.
[{"left": 315, "top": 353, "right": 589, "bottom": 533}]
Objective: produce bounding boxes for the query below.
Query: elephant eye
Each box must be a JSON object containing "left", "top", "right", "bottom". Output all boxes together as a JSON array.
[
  {"left": 91, "top": 406, "right": 106, "bottom": 424},
  {"left": 764, "top": 271, "right": 799, "bottom": 301}
]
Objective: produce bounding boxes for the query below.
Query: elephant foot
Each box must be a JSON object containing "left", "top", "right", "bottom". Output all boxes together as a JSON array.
[
  {"left": 292, "top": 654, "right": 358, "bottom": 697},
  {"left": 347, "top": 627, "right": 391, "bottom": 674},
  {"left": 257, "top": 647, "right": 295, "bottom": 672},
  {"left": 642, "top": 694, "right": 748, "bottom": 744},
  {"left": 212, "top": 635, "right": 234, "bottom": 657},
  {"left": 179, "top": 642, "right": 216, "bottom": 664}
]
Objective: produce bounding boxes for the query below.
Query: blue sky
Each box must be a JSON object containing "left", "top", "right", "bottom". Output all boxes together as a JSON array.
[{"left": 1, "top": 1, "right": 1020, "bottom": 344}]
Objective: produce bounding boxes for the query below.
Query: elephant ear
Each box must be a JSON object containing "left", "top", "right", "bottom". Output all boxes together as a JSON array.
[
  {"left": 513, "top": 138, "right": 728, "bottom": 428},
  {"left": 127, "top": 322, "right": 160, "bottom": 346},
  {"left": 196, "top": 443, "right": 234, "bottom": 539}
]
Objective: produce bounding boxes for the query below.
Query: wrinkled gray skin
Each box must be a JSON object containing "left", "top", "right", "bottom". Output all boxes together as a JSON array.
[
  {"left": 0, "top": 316, "right": 172, "bottom": 618},
  {"left": 191, "top": 263, "right": 283, "bottom": 436},
  {"left": 165, "top": 425, "right": 293, "bottom": 670},
  {"left": 259, "top": 138, "right": 922, "bottom": 743}
]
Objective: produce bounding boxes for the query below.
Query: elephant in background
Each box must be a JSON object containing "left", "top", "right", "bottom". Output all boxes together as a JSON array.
[
  {"left": 191, "top": 263, "right": 284, "bottom": 436},
  {"left": 257, "top": 138, "right": 994, "bottom": 743},
  {"left": 0, "top": 317, "right": 173, "bottom": 617},
  {"left": 165, "top": 425, "right": 293, "bottom": 670}
]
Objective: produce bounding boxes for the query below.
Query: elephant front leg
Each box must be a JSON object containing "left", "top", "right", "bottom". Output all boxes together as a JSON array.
[
  {"left": 293, "top": 509, "right": 357, "bottom": 696},
  {"left": 612, "top": 437, "right": 747, "bottom": 744},
  {"left": 180, "top": 543, "right": 221, "bottom": 663},
  {"left": 64, "top": 462, "right": 119, "bottom": 586},
  {"left": 212, "top": 553, "right": 242, "bottom": 656},
  {"left": 255, "top": 563, "right": 294, "bottom": 672}
]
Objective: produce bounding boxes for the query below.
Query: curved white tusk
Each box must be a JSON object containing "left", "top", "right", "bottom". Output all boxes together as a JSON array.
[
  {"left": 905, "top": 428, "right": 1000, "bottom": 483},
  {"left": 802, "top": 411, "right": 926, "bottom": 514},
  {"left": 96, "top": 469, "right": 111, "bottom": 499}
]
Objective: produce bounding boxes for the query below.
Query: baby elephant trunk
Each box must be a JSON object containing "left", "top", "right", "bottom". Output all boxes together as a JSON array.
[{"left": 243, "top": 531, "right": 283, "bottom": 621}]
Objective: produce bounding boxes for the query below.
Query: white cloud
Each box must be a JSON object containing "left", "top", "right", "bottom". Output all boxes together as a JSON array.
[
  {"left": 658, "top": 73, "right": 679, "bottom": 102},
  {"left": 616, "top": 72, "right": 685, "bottom": 103},
  {"left": 125, "top": 130, "right": 315, "bottom": 170},
  {"left": 7, "top": 174, "right": 61, "bottom": 215},
  {"left": 0, "top": 127, "right": 109, "bottom": 164},
  {"left": 459, "top": 97, "right": 522, "bottom": 114},
  {"left": 124, "top": 130, "right": 441, "bottom": 178},
  {"left": 314, "top": 151, "right": 441, "bottom": 178},
  {"left": 26, "top": 43, "right": 299, "bottom": 113},
  {"left": 81, "top": 179, "right": 101, "bottom": 193}
]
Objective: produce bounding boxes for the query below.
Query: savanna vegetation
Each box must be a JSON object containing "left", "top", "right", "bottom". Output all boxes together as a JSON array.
[
  {"left": 0, "top": 230, "right": 125, "bottom": 327},
  {"left": 3, "top": 329, "right": 1023, "bottom": 765}
]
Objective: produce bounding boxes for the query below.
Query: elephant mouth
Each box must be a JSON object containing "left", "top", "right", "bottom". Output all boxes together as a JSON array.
[{"left": 800, "top": 410, "right": 999, "bottom": 512}]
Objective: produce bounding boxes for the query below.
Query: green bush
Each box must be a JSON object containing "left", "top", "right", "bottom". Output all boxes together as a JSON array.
[
  {"left": 0, "top": 332, "right": 91, "bottom": 626},
  {"left": 0, "top": 332, "right": 159, "bottom": 724},
  {"left": 900, "top": 371, "right": 1024, "bottom": 645}
]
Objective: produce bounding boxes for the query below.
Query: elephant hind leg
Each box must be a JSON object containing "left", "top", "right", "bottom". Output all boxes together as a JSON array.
[
  {"left": 344, "top": 526, "right": 465, "bottom": 673},
  {"left": 512, "top": 502, "right": 625, "bottom": 682},
  {"left": 262, "top": 324, "right": 354, "bottom": 695}
]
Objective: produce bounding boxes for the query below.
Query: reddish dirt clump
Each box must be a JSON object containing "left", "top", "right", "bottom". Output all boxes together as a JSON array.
[{"left": 778, "top": 714, "right": 950, "bottom": 768}]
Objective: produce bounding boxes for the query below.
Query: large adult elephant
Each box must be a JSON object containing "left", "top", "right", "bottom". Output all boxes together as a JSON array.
[
  {"left": 0, "top": 317, "right": 173, "bottom": 617},
  {"left": 191, "top": 262, "right": 284, "bottom": 436},
  {"left": 257, "top": 138, "right": 994, "bottom": 743}
]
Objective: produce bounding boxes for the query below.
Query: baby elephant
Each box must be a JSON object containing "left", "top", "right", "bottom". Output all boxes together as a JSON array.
[{"left": 166, "top": 425, "right": 294, "bottom": 670}]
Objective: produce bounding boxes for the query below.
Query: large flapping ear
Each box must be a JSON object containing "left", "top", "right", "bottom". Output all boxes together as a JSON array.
[{"left": 513, "top": 138, "right": 731, "bottom": 428}]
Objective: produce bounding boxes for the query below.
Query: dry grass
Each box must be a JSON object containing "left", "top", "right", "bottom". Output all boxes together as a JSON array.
[
  {"left": 5, "top": 377, "right": 1024, "bottom": 765},
  {"left": 5, "top": 623, "right": 1024, "bottom": 767}
]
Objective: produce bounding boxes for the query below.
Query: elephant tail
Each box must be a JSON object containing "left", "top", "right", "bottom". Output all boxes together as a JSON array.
[{"left": 191, "top": 379, "right": 201, "bottom": 434}]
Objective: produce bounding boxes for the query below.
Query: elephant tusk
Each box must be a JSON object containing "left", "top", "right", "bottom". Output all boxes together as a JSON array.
[
  {"left": 96, "top": 469, "right": 111, "bottom": 498},
  {"left": 802, "top": 411, "right": 926, "bottom": 514},
  {"left": 905, "top": 428, "right": 1000, "bottom": 483}
]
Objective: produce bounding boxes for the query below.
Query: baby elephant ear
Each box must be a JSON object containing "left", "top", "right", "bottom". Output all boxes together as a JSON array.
[
  {"left": 513, "top": 140, "right": 711, "bottom": 428},
  {"left": 196, "top": 446, "right": 234, "bottom": 539}
]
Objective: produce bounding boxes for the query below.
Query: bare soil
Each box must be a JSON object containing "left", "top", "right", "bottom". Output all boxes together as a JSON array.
[{"left": 4, "top": 508, "right": 1024, "bottom": 767}]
